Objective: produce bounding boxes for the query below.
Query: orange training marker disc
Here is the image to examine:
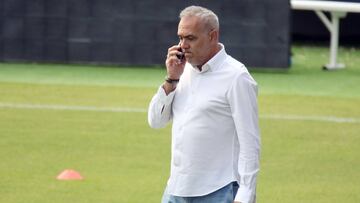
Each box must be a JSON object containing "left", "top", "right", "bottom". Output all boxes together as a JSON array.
[{"left": 56, "top": 169, "right": 84, "bottom": 180}]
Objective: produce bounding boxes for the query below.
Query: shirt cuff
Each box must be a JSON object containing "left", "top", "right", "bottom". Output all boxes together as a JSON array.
[
  {"left": 234, "top": 185, "right": 255, "bottom": 203},
  {"left": 157, "top": 85, "right": 176, "bottom": 105}
]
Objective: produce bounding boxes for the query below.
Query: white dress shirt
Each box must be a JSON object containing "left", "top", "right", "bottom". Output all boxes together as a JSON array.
[{"left": 148, "top": 44, "right": 260, "bottom": 203}]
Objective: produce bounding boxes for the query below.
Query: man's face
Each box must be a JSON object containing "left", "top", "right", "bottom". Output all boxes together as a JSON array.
[{"left": 177, "top": 16, "right": 212, "bottom": 67}]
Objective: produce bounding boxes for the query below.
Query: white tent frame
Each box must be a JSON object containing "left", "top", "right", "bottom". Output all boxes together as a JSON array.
[{"left": 291, "top": 0, "right": 360, "bottom": 70}]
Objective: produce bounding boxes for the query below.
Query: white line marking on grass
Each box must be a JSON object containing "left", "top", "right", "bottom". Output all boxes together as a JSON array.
[
  {"left": 0, "top": 102, "right": 147, "bottom": 113},
  {"left": 0, "top": 102, "right": 359, "bottom": 124},
  {"left": 261, "top": 114, "right": 360, "bottom": 124}
]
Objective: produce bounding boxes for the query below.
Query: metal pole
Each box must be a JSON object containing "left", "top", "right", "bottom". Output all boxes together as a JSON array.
[
  {"left": 329, "top": 12, "right": 339, "bottom": 68},
  {"left": 325, "top": 12, "right": 346, "bottom": 70}
]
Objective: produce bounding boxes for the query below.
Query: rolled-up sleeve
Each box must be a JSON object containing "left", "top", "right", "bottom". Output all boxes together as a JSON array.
[
  {"left": 227, "top": 72, "right": 260, "bottom": 203},
  {"left": 148, "top": 86, "right": 176, "bottom": 129}
]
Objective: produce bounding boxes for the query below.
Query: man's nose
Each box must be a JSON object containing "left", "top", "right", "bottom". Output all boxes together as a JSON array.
[{"left": 180, "top": 41, "right": 189, "bottom": 50}]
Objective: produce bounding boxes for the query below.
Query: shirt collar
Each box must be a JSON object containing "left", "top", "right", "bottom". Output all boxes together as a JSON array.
[{"left": 191, "top": 43, "right": 227, "bottom": 74}]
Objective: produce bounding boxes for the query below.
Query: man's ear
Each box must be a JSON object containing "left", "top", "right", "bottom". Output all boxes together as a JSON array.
[{"left": 209, "top": 29, "right": 219, "bottom": 42}]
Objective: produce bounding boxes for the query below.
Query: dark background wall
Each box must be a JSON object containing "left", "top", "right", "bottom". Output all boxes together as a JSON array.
[
  {"left": 292, "top": 11, "right": 360, "bottom": 45},
  {"left": 292, "top": 0, "right": 360, "bottom": 45},
  {"left": 0, "top": 0, "right": 291, "bottom": 68}
]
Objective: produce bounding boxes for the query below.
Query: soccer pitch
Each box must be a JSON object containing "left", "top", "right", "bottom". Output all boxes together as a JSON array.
[{"left": 0, "top": 44, "right": 359, "bottom": 203}]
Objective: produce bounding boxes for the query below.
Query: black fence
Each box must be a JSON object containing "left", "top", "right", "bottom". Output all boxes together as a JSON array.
[
  {"left": 292, "top": 11, "right": 360, "bottom": 44},
  {"left": 0, "top": 0, "right": 290, "bottom": 68}
]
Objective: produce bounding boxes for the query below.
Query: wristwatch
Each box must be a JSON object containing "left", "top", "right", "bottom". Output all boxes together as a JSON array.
[{"left": 165, "top": 76, "right": 180, "bottom": 84}]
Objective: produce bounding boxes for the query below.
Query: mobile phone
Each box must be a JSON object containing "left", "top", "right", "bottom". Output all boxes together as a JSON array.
[{"left": 176, "top": 47, "right": 185, "bottom": 60}]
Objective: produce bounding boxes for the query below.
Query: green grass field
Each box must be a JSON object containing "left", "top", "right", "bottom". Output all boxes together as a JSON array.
[{"left": 0, "top": 44, "right": 359, "bottom": 203}]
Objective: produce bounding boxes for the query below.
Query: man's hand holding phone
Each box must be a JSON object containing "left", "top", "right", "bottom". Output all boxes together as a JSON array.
[
  {"left": 165, "top": 43, "right": 185, "bottom": 79},
  {"left": 163, "top": 43, "right": 186, "bottom": 94}
]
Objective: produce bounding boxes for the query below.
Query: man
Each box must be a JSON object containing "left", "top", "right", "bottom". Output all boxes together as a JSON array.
[{"left": 148, "top": 5, "right": 260, "bottom": 203}]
